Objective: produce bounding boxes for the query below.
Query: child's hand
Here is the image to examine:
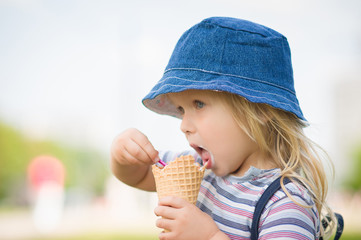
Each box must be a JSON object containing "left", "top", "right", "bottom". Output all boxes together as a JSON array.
[
  {"left": 111, "top": 128, "right": 159, "bottom": 166},
  {"left": 110, "top": 128, "right": 158, "bottom": 191},
  {"left": 154, "top": 196, "right": 229, "bottom": 240}
]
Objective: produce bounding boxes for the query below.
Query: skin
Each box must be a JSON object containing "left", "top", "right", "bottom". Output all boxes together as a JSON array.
[{"left": 110, "top": 90, "right": 275, "bottom": 240}]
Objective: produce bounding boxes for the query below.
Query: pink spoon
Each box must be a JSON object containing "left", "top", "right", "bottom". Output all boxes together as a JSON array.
[{"left": 157, "top": 159, "right": 167, "bottom": 167}]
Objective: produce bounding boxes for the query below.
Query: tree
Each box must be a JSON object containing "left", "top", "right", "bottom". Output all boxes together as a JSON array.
[
  {"left": 344, "top": 141, "right": 361, "bottom": 191},
  {"left": 0, "top": 121, "right": 108, "bottom": 205}
]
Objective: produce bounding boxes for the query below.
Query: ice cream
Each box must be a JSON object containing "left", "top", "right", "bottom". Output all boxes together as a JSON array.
[{"left": 152, "top": 155, "right": 205, "bottom": 205}]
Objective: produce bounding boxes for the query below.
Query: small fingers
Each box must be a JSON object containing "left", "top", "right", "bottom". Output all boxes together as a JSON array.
[
  {"left": 154, "top": 205, "right": 178, "bottom": 220},
  {"left": 111, "top": 137, "right": 145, "bottom": 165},
  {"left": 124, "top": 138, "right": 154, "bottom": 164},
  {"left": 111, "top": 128, "right": 159, "bottom": 165},
  {"left": 156, "top": 218, "right": 182, "bottom": 240},
  {"left": 156, "top": 217, "right": 173, "bottom": 231},
  {"left": 158, "top": 196, "right": 189, "bottom": 208},
  {"left": 130, "top": 130, "right": 159, "bottom": 163},
  {"left": 119, "top": 145, "right": 143, "bottom": 164},
  {"left": 158, "top": 230, "right": 176, "bottom": 240}
]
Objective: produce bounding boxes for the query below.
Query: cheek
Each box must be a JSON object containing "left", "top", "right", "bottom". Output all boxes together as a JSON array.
[
  {"left": 204, "top": 117, "right": 241, "bottom": 151},
  {"left": 215, "top": 120, "right": 253, "bottom": 157}
]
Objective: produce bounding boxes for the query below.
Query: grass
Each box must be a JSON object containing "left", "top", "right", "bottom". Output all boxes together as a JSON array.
[{"left": 341, "top": 232, "right": 361, "bottom": 240}]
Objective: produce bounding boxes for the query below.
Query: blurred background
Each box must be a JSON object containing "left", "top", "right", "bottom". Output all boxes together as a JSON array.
[{"left": 0, "top": 0, "right": 361, "bottom": 239}]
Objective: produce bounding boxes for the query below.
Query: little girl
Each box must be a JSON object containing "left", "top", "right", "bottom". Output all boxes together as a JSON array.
[{"left": 111, "top": 17, "right": 337, "bottom": 239}]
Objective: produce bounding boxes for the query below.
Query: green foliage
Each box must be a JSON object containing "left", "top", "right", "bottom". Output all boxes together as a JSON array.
[
  {"left": 0, "top": 122, "right": 29, "bottom": 200},
  {"left": 0, "top": 121, "right": 108, "bottom": 204},
  {"left": 344, "top": 141, "right": 361, "bottom": 191}
]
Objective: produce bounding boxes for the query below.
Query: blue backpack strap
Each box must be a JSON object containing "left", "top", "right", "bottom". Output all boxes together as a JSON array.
[
  {"left": 334, "top": 213, "right": 344, "bottom": 240},
  {"left": 250, "top": 176, "right": 290, "bottom": 240},
  {"left": 320, "top": 213, "right": 344, "bottom": 240},
  {"left": 250, "top": 176, "right": 344, "bottom": 240}
]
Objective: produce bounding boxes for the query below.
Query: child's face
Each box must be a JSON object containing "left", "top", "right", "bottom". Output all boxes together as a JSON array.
[{"left": 168, "top": 90, "right": 269, "bottom": 177}]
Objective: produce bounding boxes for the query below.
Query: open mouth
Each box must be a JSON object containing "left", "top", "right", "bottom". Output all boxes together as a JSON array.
[{"left": 190, "top": 144, "right": 212, "bottom": 169}]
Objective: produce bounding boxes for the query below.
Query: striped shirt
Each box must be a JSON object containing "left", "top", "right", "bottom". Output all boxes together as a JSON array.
[{"left": 160, "top": 151, "right": 320, "bottom": 240}]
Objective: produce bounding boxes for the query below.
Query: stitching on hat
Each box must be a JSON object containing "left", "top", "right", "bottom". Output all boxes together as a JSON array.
[
  {"left": 152, "top": 78, "right": 299, "bottom": 107},
  {"left": 148, "top": 80, "right": 301, "bottom": 115},
  {"left": 152, "top": 76, "right": 299, "bottom": 106},
  {"left": 163, "top": 68, "right": 295, "bottom": 95},
  {"left": 149, "top": 82, "right": 302, "bottom": 116}
]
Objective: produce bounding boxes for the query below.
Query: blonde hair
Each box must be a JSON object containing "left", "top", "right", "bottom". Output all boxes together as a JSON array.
[{"left": 208, "top": 91, "right": 336, "bottom": 238}]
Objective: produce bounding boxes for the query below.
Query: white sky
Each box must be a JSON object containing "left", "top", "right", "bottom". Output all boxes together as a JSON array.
[{"left": 0, "top": 0, "right": 360, "bottom": 182}]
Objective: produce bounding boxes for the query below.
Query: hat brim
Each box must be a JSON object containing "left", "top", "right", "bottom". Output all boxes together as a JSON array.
[{"left": 142, "top": 68, "right": 306, "bottom": 121}]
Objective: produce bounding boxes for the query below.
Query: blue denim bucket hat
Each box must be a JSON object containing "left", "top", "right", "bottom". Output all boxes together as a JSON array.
[{"left": 142, "top": 17, "right": 306, "bottom": 121}]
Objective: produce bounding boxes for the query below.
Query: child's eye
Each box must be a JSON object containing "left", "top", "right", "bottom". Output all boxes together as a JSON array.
[
  {"left": 194, "top": 100, "right": 205, "bottom": 109},
  {"left": 177, "top": 106, "right": 185, "bottom": 115}
]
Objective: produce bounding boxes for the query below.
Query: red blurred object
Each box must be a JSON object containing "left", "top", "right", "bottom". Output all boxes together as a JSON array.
[{"left": 27, "top": 155, "right": 65, "bottom": 190}]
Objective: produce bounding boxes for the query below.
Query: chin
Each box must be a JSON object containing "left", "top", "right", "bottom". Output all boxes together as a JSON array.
[{"left": 212, "top": 169, "right": 228, "bottom": 177}]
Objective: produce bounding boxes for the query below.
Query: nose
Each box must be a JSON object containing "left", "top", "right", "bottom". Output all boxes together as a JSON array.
[{"left": 180, "top": 113, "right": 195, "bottom": 135}]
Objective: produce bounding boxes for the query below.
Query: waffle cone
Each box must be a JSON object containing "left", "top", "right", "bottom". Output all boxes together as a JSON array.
[{"left": 152, "top": 155, "right": 205, "bottom": 205}]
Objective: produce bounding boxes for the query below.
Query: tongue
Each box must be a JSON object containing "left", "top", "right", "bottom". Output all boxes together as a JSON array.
[{"left": 201, "top": 149, "right": 211, "bottom": 166}]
